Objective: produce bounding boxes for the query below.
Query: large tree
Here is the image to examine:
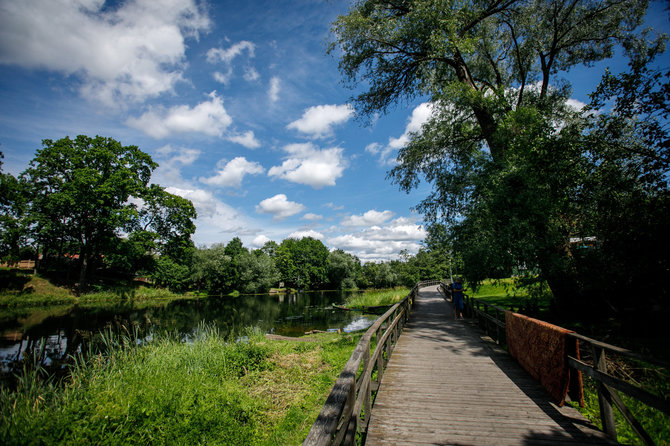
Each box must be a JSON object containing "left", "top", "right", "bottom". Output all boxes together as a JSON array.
[
  {"left": 276, "top": 237, "right": 330, "bottom": 290},
  {"left": 20, "top": 135, "right": 196, "bottom": 289},
  {"left": 330, "top": 0, "right": 665, "bottom": 313}
]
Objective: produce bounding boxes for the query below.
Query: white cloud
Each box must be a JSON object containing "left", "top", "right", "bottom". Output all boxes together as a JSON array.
[
  {"left": 165, "top": 186, "right": 221, "bottom": 218},
  {"left": 155, "top": 144, "right": 200, "bottom": 165},
  {"left": 287, "top": 104, "right": 354, "bottom": 138},
  {"left": 288, "top": 229, "right": 324, "bottom": 240},
  {"left": 268, "top": 76, "right": 281, "bottom": 103},
  {"left": 152, "top": 145, "right": 201, "bottom": 185},
  {"left": 302, "top": 213, "right": 323, "bottom": 221},
  {"left": 341, "top": 210, "right": 395, "bottom": 227},
  {"left": 268, "top": 142, "right": 346, "bottom": 189},
  {"left": 213, "top": 70, "right": 232, "bottom": 85},
  {"left": 0, "top": 0, "right": 210, "bottom": 107},
  {"left": 227, "top": 130, "right": 261, "bottom": 149},
  {"left": 327, "top": 217, "right": 426, "bottom": 262},
  {"left": 243, "top": 67, "right": 260, "bottom": 82},
  {"left": 206, "top": 41, "right": 255, "bottom": 64},
  {"left": 164, "top": 185, "right": 263, "bottom": 246},
  {"left": 368, "top": 102, "right": 434, "bottom": 165},
  {"left": 199, "top": 157, "right": 265, "bottom": 188},
  {"left": 566, "top": 98, "right": 587, "bottom": 111},
  {"left": 126, "top": 91, "right": 232, "bottom": 138},
  {"left": 325, "top": 202, "right": 344, "bottom": 211},
  {"left": 252, "top": 235, "right": 272, "bottom": 247},
  {"left": 207, "top": 41, "right": 259, "bottom": 86},
  {"left": 255, "top": 194, "right": 305, "bottom": 220}
]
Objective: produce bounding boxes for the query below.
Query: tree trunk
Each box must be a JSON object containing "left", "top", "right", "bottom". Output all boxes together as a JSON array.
[{"left": 78, "top": 247, "right": 89, "bottom": 292}]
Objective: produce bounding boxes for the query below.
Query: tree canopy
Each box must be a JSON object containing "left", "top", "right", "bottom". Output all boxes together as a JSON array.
[
  {"left": 17, "top": 135, "right": 197, "bottom": 290},
  {"left": 331, "top": 0, "right": 669, "bottom": 318}
]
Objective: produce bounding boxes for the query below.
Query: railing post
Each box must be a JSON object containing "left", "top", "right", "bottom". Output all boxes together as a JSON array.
[
  {"left": 375, "top": 326, "right": 384, "bottom": 385},
  {"left": 592, "top": 345, "right": 617, "bottom": 440},
  {"left": 363, "top": 342, "right": 371, "bottom": 431},
  {"left": 494, "top": 308, "right": 501, "bottom": 344}
]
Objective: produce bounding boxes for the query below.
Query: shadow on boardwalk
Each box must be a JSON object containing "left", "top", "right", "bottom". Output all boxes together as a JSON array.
[{"left": 364, "top": 285, "right": 615, "bottom": 446}]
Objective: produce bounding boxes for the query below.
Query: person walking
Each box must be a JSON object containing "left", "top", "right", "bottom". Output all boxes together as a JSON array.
[{"left": 452, "top": 277, "right": 465, "bottom": 319}]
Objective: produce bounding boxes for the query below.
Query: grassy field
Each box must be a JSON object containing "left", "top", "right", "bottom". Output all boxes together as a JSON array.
[
  {"left": 0, "top": 325, "right": 359, "bottom": 445},
  {"left": 343, "top": 287, "right": 411, "bottom": 309}
]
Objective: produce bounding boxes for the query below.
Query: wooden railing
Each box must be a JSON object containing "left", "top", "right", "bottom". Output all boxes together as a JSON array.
[
  {"left": 566, "top": 333, "right": 670, "bottom": 446},
  {"left": 303, "top": 280, "right": 443, "bottom": 446},
  {"left": 455, "top": 289, "right": 670, "bottom": 446}
]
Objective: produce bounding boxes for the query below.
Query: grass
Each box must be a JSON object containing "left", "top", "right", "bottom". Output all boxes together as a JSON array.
[
  {"left": 0, "top": 269, "right": 199, "bottom": 309},
  {"left": 0, "top": 324, "right": 360, "bottom": 445},
  {"left": 468, "top": 278, "right": 552, "bottom": 317},
  {"left": 344, "top": 287, "right": 411, "bottom": 309},
  {"left": 570, "top": 371, "right": 670, "bottom": 446}
]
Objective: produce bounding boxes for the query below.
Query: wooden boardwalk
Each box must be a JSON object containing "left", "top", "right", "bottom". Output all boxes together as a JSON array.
[{"left": 365, "top": 285, "right": 615, "bottom": 446}]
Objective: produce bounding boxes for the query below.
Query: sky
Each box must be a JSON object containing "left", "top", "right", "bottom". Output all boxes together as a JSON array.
[{"left": 0, "top": 0, "right": 668, "bottom": 262}]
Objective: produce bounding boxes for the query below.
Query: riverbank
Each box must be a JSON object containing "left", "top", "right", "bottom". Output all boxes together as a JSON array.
[
  {"left": 0, "top": 326, "right": 360, "bottom": 445},
  {"left": 0, "top": 269, "right": 211, "bottom": 310}
]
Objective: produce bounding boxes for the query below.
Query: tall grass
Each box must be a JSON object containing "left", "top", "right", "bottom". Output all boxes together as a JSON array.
[
  {"left": 344, "top": 287, "right": 410, "bottom": 309},
  {"left": 0, "top": 324, "right": 360, "bottom": 445}
]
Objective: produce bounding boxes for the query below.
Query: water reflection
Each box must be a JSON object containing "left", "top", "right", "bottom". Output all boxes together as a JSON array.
[{"left": 0, "top": 291, "right": 379, "bottom": 381}]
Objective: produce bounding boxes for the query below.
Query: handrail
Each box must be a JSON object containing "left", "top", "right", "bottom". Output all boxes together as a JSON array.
[
  {"left": 457, "top": 289, "right": 669, "bottom": 446},
  {"left": 303, "top": 280, "right": 442, "bottom": 446},
  {"left": 565, "top": 333, "right": 670, "bottom": 446}
]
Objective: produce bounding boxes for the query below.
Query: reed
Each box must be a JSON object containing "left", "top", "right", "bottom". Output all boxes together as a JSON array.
[{"left": 344, "top": 287, "right": 411, "bottom": 308}]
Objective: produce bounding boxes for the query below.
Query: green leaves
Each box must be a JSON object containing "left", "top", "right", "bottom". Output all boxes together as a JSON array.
[{"left": 18, "top": 135, "right": 195, "bottom": 289}]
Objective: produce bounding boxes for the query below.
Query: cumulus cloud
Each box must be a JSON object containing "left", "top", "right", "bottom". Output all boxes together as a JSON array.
[
  {"left": 227, "top": 130, "right": 261, "bottom": 149},
  {"left": 287, "top": 104, "right": 354, "bottom": 138},
  {"left": 268, "top": 142, "right": 346, "bottom": 189},
  {"left": 288, "top": 229, "right": 324, "bottom": 240},
  {"left": 0, "top": 0, "right": 210, "bottom": 106},
  {"left": 327, "top": 217, "right": 426, "bottom": 262},
  {"left": 367, "top": 102, "right": 434, "bottom": 165},
  {"left": 251, "top": 234, "right": 272, "bottom": 247},
  {"left": 268, "top": 76, "right": 281, "bottom": 103},
  {"left": 126, "top": 91, "right": 232, "bottom": 138},
  {"left": 255, "top": 194, "right": 305, "bottom": 220},
  {"left": 341, "top": 210, "right": 395, "bottom": 227},
  {"left": 199, "top": 157, "right": 265, "bottom": 188}
]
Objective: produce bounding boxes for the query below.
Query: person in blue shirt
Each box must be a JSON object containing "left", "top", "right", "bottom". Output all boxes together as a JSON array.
[{"left": 452, "top": 277, "right": 465, "bottom": 319}]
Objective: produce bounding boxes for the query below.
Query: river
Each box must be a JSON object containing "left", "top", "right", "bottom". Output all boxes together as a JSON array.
[{"left": 0, "top": 290, "right": 379, "bottom": 382}]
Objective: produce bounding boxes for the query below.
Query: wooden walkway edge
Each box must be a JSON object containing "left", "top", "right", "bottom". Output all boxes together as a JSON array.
[{"left": 364, "top": 285, "right": 616, "bottom": 446}]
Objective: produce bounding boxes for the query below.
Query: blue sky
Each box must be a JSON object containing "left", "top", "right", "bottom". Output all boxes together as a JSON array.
[{"left": 0, "top": 0, "right": 668, "bottom": 262}]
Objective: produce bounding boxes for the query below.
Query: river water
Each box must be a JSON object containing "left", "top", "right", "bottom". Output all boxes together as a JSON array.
[{"left": 0, "top": 291, "right": 379, "bottom": 381}]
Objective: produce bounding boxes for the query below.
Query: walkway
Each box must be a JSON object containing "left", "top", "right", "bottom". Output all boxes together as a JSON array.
[{"left": 365, "top": 285, "right": 615, "bottom": 446}]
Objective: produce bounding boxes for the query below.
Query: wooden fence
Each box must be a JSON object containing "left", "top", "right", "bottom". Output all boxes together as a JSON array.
[
  {"left": 303, "top": 280, "right": 443, "bottom": 446},
  {"left": 458, "top": 288, "right": 670, "bottom": 446}
]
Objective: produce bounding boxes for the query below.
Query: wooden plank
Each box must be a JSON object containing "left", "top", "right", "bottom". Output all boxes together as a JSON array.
[{"left": 365, "top": 285, "right": 614, "bottom": 446}]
